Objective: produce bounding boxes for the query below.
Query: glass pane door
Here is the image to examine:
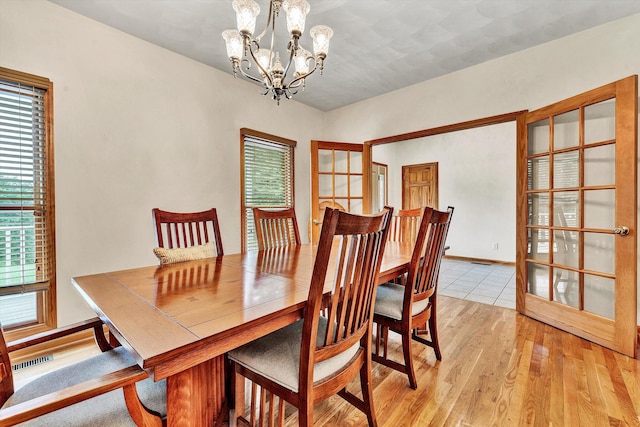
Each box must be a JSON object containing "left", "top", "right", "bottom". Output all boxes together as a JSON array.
[
  {"left": 526, "top": 101, "right": 616, "bottom": 316},
  {"left": 311, "top": 141, "right": 366, "bottom": 243},
  {"left": 517, "top": 76, "right": 637, "bottom": 357}
]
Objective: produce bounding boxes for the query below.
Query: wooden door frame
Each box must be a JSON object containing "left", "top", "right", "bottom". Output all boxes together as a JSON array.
[{"left": 363, "top": 111, "right": 526, "bottom": 213}]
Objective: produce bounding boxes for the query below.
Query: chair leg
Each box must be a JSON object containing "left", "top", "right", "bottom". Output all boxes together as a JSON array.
[
  {"left": 428, "top": 313, "right": 442, "bottom": 361},
  {"left": 122, "top": 384, "right": 163, "bottom": 427},
  {"left": 415, "top": 300, "right": 443, "bottom": 362},
  {"left": 299, "top": 398, "right": 313, "bottom": 427},
  {"left": 360, "top": 358, "right": 378, "bottom": 427},
  {"left": 402, "top": 329, "right": 418, "bottom": 390}
]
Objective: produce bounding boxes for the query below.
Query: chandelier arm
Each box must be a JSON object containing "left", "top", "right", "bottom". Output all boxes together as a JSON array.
[
  {"left": 254, "top": 0, "right": 276, "bottom": 43},
  {"left": 282, "top": 35, "right": 300, "bottom": 87},
  {"left": 246, "top": 38, "right": 275, "bottom": 88},
  {"left": 267, "top": 17, "right": 276, "bottom": 72},
  {"left": 236, "top": 60, "right": 267, "bottom": 85},
  {"left": 286, "top": 87, "right": 298, "bottom": 98}
]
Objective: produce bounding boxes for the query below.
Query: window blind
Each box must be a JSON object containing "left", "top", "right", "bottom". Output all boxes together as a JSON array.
[
  {"left": 0, "top": 78, "right": 51, "bottom": 299},
  {"left": 242, "top": 133, "right": 294, "bottom": 252}
]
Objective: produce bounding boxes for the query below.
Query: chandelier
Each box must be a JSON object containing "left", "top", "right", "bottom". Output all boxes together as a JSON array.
[{"left": 222, "top": 0, "right": 333, "bottom": 105}]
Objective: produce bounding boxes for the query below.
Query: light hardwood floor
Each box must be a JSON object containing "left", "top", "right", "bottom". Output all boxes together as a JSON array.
[
  {"left": 259, "top": 296, "right": 640, "bottom": 426},
  {"left": 12, "top": 295, "right": 640, "bottom": 426}
]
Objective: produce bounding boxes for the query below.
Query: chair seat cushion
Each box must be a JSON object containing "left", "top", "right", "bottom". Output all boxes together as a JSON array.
[
  {"left": 228, "top": 317, "right": 360, "bottom": 393},
  {"left": 153, "top": 241, "right": 215, "bottom": 264},
  {"left": 3, "top": 346, "right": 166, "bottom": 426},
  {"left": 374, "top": 282, "right": 430, "bottom": 320}
]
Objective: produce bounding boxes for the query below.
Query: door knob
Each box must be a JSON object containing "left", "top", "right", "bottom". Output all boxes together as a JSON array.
[
  {"left": 613, "top": 226, "right": 630, "bottom": 236},
  {"left": 313, "top": 219, "right": 321, "bottom": 225}
]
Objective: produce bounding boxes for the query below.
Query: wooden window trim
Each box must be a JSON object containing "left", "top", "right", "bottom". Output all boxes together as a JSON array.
[
  {"left": 240, "top": 128, "right": 296, "bottom": 252},
  {"left": 240, "top": 128, "right": 296, "bottom": 147},
  {"left": 0, "top": 67, "right": 56, "bottom": 341}
]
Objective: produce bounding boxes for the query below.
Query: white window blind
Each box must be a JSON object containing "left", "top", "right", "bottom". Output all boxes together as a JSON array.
[
  {"left": 0, "top": 70, "right": 53, "bottom": 328},
  {"left": 241, "top": 130, "right": 295, "bottom": 252}
]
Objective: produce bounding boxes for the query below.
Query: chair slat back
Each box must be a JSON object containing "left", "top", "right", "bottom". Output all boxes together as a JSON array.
[
  {"left": 302, "top": 207, "right": 392, "bottom": 369},
  {"left": 388, "top": 207, "right": 423, "bottom": 245},
  {"left": 253, "top": 207, "right": 301, "bottom": 250},
  {"left": 408, "top": 208, "right": 452, "bottom": 302},
  {"left": 0, "top": 325, "right": 15, "bottom": 407},
  {"left": 152, "top": 208, "right": 223, "bottom": 255}
]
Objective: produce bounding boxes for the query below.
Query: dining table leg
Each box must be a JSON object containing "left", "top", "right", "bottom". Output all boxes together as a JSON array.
[{"left": 166, "top": 355, "right": 227, "bottom": 426}]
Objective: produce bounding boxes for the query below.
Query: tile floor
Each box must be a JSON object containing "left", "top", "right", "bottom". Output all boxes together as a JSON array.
[{"left": 438, "top": 258, "right": 516, "bottom": 309}]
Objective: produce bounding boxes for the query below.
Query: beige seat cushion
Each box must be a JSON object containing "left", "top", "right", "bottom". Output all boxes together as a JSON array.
[
  {"left": 153, "top": 241, "right": 216, "bottom": 264},
  {"left": 3, "top": 346, "right": 166, "bottom": 426},
  {"left": 228, "top": 317, "right": 360, "bottom": 393},
  {"left": 374, "top": 282, "right": 430, "bottom": 320}
]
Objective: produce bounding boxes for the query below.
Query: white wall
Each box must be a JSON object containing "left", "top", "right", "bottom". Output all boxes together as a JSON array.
[
  {"left": 373, "top": 123, "right": 516, "bottom": 262},
  {"left": 0, "top": 0, "right": 324, "bottom": 325}
]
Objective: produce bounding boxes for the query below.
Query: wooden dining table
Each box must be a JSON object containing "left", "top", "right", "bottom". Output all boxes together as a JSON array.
[{"left": 71, "top": 241, "right": 412, "bottom": 426}]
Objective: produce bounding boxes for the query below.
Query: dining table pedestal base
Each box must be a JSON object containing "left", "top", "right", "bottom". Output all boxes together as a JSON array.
[{"left": 166, "top": 355, "right": 227, "bottom": 426}]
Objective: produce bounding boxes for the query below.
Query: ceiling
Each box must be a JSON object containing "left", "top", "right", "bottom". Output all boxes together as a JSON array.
[{"left": 48, "top": 0, "right": 640, "bottom": 112}]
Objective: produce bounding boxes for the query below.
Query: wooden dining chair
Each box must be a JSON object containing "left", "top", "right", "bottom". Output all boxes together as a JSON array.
[
  {"left": 372, "top": 207, "right": 453, "bottom": 389},
  {"left": 229, "top": 207, "right": 393, "bottom": 427},
  {"left": 152, "top": 208, "right": 223, "bottom": 263},
  {"left": 387, "top": 207, "right": 423, "bottom": 244},
  {"left": 0, "top": 318, "right": 166, "bottom": 426},
  {"left": 252, "top": 207, "right": 301, "bottom": 250}
]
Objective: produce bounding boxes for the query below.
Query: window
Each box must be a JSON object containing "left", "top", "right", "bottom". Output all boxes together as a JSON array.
[
  {"left": 0, "top": 67, "right": 55, "bottom": 332},
  {"left": 241, "top": 128, "right": 296, "bottom": 252}
]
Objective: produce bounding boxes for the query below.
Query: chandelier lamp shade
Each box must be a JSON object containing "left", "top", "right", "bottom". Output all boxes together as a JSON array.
[{"left": 222, "top": 0, "right": 333, "bottom": 104}]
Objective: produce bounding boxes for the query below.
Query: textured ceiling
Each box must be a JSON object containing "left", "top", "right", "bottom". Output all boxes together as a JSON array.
[{"left": 48, "top": 0, "right": 640, "bottom": 111}]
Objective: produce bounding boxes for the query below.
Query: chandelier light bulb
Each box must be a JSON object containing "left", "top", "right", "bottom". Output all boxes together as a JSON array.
[
  {"left": 255, "top": 48, "right": 272, "bottom": 74},
  {"left": 294, "top": 48, "right": 311, "bottom": 75},
  {"left": 222, "top": 30, "right": 243, "bottom": 60},
  {"left": 282, "top": 0, "right": 310, "bottom": 36},
  {"left": 232, "top": 0, "right": 260, "bottom": 35},
  {"left": 310, "top": 25, "right": 333, "bottom": 57}
]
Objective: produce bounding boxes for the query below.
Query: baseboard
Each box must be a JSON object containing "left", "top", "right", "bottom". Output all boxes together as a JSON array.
[{"left": 443, "top": 255, "right": 515, "bottom": 266}]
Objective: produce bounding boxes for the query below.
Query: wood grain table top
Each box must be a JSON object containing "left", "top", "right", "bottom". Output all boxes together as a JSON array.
[{"left": 72, "top": 242, "right": 412, "bottom": 381}]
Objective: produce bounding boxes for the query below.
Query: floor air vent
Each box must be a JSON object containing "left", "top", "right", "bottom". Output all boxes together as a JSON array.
[{"left": 12, "top": 354, "right": 54, "bottom": 371}]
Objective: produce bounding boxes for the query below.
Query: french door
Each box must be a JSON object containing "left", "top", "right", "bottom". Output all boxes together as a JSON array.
[
  {"left": 516, "top": 76, "right": 637, "bottom": 357},
  {"left": 310, "top": 141, "right": 370, "bottom": 243}
]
